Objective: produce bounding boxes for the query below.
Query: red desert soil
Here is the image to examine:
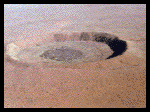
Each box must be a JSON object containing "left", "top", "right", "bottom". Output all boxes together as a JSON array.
[{"left": 4, "top": 32, "right": 146, "bottom": 108}]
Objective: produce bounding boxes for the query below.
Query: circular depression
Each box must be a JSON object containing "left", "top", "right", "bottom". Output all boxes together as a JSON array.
[
  {"left": 5, "top": 32, "right": 128, "bottom": 66},
  {"left": 16, "top": 41, "right": 113, "bottom": 64}
]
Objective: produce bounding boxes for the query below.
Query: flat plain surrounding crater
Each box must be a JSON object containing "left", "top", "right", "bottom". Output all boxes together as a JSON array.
[
  {"left": 4, "top": 31, "right": 146, "bottom": 108},
  {"left": 4, "top": 4, "right": 146, "bottom": 108}
]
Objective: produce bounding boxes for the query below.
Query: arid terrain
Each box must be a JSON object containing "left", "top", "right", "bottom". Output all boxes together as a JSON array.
[{"left": 4, "top": 4, "right": 146, "bottom": 108}]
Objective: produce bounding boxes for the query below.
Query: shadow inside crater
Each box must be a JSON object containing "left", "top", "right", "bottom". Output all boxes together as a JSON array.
[
  {"left": 52, "top": 32, "right": 128, "bottom": 60},
  {"left": 94, "top": 35, "right": 128, "bottom": 59}
]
